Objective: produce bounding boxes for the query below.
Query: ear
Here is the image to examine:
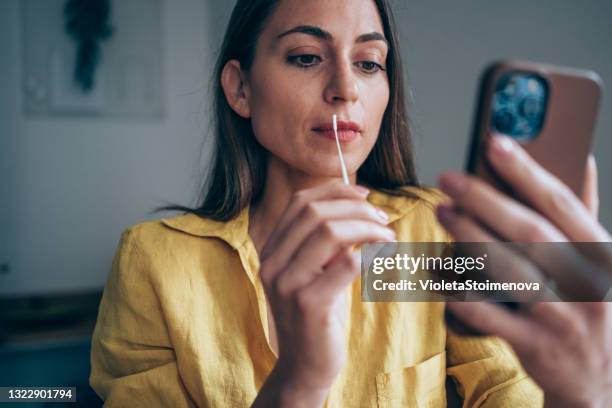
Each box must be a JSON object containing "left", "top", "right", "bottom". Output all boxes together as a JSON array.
[{"left": 221, "top": 59, "right": 251, "bottom": 118}]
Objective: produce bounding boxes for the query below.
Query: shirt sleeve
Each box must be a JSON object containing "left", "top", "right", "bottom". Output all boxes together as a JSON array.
[
  {"left": 446, "top": 328, "right": 544, "bottom": 407},
  {"left": 89, "top": 228, "right": 196, "bottom": 408}
]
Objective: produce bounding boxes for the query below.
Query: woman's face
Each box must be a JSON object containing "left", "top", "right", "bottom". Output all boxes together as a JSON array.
[{"left": 237, "top": 0, "right": 390, "bottom": 178}]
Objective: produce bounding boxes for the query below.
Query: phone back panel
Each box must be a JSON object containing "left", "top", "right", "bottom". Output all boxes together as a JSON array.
[{"left": 467, "top": 60, "right": 602, "bottom": 196}]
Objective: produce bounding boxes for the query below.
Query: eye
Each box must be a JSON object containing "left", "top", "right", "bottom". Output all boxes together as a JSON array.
[
  {"left": 287, "top": 54, "right": 322, "bottom": 68},
  {"left": 356, "top": 60, "right": 386, "bottom": 74}
]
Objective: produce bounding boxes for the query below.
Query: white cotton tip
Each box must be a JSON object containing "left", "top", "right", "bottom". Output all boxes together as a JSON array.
[{"left": 333, "top": 114, "right": 338, "bottom": 133}]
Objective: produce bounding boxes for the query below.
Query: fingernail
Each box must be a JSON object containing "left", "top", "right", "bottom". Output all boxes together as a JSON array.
[
  {"left": 489, "top": 135, "right": 514, "bottom": 159},
  {"left": 436, "top": 204, "right": 457, "bottom": 225},
  {"left": 438, "top": 172, "right": 468, "bottom": 196},
  {"left": 354, "top": 185, "right": 370, "bottom": 196},
  {"left": 376, "top": 209, "right": 389, "bottom": 221}
]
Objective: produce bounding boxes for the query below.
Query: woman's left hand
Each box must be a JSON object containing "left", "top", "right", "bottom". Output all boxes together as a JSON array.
[{"left": 436, "top": 135, "right": 612, "bottom": 408}]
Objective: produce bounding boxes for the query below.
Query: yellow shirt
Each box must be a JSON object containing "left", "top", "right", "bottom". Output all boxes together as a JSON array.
[{"left": 90, "top": 187, "right": 543, "bottom": 407}]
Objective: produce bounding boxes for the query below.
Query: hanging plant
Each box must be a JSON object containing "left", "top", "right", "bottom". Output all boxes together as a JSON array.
[{"left": 63, "top": 0, "right": 114, "bottom": 92}]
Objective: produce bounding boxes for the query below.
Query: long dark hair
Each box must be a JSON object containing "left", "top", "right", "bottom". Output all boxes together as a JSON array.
[{"left": 158, "top": 0, "right": 419, "bottom": 221}]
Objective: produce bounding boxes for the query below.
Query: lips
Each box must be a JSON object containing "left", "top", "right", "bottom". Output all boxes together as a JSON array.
[{"left": 312, "top": 120, "right": 362, "bottom": 142}]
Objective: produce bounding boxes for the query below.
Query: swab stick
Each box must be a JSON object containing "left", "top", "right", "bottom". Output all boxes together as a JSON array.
[{"left": 332, "top": 114, "right": 350, "bottom": 185}]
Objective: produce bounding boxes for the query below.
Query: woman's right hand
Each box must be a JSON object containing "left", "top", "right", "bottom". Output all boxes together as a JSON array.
[{"left": 253, "top": 181, "right": 395, "bottom": 407}]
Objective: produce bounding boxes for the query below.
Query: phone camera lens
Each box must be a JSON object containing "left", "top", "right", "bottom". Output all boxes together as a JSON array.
[
  {"left": 519, "top": 95, "right": 544, "bottom": 123},
  {"left": 493, "top": 108, "right": 516, "bottom": 134}
]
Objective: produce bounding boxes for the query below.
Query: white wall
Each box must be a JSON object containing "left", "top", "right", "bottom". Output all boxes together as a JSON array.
[
  {"left": 394, "top": 0, "right": 612, "bottom": 226},
  {"left": 0, "top": 0, "right": 217, "bottom": 295},
  {"left": 1, "top": 0, "right": 611, "bottom": 295}
]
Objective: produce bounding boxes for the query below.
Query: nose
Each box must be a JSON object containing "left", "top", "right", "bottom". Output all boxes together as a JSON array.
[{"left": 323, "top": 58, "right": 359, "bottom": 104}]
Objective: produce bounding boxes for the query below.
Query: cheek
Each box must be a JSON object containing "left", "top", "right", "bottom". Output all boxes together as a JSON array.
[
  {"left": 356, "top": 77, "right": 389, "bottom": 161},
  {"left": 247, "top": 66, "right": 313, "bottom": 149},
  {"left": 366, "top": 79, "right": 390, "bottom": 130}
]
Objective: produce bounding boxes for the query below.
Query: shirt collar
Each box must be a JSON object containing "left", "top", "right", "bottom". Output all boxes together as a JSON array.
[{"left": 160, "top": 189, "right": 420, "bottom": 248}]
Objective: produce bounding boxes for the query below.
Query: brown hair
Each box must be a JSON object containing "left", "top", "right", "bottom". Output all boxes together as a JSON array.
[{"left": 158, "top": 0, "right": 419, "bottom": 221}]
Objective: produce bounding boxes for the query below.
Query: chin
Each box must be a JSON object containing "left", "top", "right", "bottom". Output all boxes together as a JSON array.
[
  {"left": 297, "top": 158, "right": 359, "bottom": 179},
  {"left": 273, "top": 146, "right": 365, "bottom": 178}
]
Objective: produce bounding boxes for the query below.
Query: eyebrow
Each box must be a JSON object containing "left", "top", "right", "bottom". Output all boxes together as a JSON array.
[{"left": 276, "top": 25, "right": 389, "bottom": 47}]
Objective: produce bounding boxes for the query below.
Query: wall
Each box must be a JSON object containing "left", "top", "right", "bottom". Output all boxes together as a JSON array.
[
  {"left": 0, "top": 0, "right": 217, "bottom": 295},
  {"left": 1, "top": 0, "right": 610, "bottom": 295},
  {"left": 394, "top": 0, "right": 612, "bottom": 226}
]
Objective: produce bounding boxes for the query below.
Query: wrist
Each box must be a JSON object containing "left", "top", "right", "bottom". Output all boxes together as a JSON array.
[
  {"left": 275, "top": 356, "right": 337, "bottom": 389},
  {"left": 272, "top": 361, "right": 332, "bottom": 407},
  {"left": 249, "top": 361, "right": 332, "bottom": 408},
  {"left": 277, "top": 381, "right": 330, "bottom": 408}
]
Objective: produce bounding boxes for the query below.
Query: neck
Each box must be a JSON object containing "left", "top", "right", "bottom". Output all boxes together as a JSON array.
[{"left": 248, "top": 156, "right": 357, "bottom": 254}]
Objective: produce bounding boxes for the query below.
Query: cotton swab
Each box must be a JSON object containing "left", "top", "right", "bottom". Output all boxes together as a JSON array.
[{"left": 332, "top": 114, "right": 350, "bottom": 185}]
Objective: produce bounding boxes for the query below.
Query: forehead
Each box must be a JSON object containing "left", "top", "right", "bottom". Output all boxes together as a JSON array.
[{"left": 262, "top": 0, "right": 385, "bottom": 42}]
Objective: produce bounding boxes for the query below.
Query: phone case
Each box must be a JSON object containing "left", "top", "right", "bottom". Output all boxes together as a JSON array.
[{"left": 467, "top": 60, "right": 603, "bottom": 197}]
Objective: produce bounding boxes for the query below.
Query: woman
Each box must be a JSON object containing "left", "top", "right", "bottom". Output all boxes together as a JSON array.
[{"left": 90, "top": 0, "right": 542, "bottom": 406}]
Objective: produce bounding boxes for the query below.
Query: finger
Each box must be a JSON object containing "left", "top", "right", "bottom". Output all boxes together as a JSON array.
[
  {"left": 524, "top": 302, "right": 586, "bottom": 337},
  {"left": 519, "top": 243, "right": 612, "bottom": 301},
  {"left": 275, "top": 220, "right": 395, "bottom": 293},
  {"left": 263, "top": 199, "right": 390, "bottom": 278},
  {"left": 262, "top": 182, "right": 370, "bottom": 258},
  {"left": 486, "top": 135, "right": 609, "bottom": 241},
  {"left": 446, "top": 301, "right": 546, "bottom": 358},
  {"left": 581, "top": 155, "right": 599, "bottom": 218},
  {"left": 439, "top": 201, "right": 608, "bottom": 301},
  {"left": 579, "top": 301, "right": 611, "bottom": 326},
  {"left": 304, "top": 248, "right": 361, "bottom": 303},
  {"left": 437, "top": 204, "right": 551, "bottom": 303},
  {"left": 438, "top": 172, "right": 566, "bottom": 242},
  {"left": 436, "top": 203, "right": 496, "bottom": 242}
]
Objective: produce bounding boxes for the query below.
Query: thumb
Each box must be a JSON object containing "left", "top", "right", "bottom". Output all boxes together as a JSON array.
[{"left": 581, "top": 154, "right": 599, "bottom": 218}]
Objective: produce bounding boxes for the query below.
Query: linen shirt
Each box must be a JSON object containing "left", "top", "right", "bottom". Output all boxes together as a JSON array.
[{"left": 90, "top": 187, "right": 543, "bottom": 407}]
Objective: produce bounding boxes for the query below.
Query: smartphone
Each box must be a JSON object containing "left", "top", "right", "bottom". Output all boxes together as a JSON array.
[
  {"left": 466, "top": 60, "right": 603, "bottom": 199},
  {"left": 447, "top": 61, "right": 603, "bottom": 334}
]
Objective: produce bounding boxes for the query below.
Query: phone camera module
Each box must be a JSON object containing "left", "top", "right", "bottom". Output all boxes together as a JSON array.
[{"left": 491, "top": 73, "right": 548, "bottom": 141}]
